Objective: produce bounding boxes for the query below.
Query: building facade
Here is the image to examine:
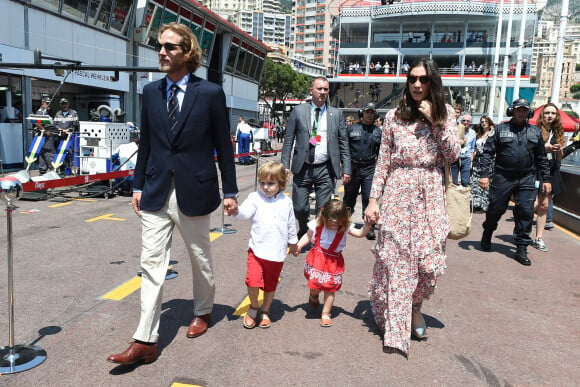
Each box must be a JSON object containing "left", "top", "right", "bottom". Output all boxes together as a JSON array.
[
  {"left": 0, "top": 0, "right": 268, "bottom": 170},
  {"left": 330, "top": 0, "right": 537, "bottom": 122},
  {"left": 292, "top": 0, "right": 337, "bottom": 75}
]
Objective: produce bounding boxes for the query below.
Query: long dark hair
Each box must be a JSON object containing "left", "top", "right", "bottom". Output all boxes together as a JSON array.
[
  {"left": 537, "top": 102, "right": 564, "bottom": 146},
  {"left": 396, "top": 58, "right": 447, "bottom": 126}
]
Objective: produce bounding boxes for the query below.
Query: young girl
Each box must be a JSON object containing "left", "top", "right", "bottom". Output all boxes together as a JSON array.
[
  {"left": 296, "top": 199, "right": 372, "bottom": 327},
  {"left": 232, "top": 161, "right": 298, "bottom": 329}
]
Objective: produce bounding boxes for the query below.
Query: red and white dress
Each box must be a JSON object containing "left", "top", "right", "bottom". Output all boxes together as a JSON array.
[
  {"left": 369, "top": 106, "right": 460, "bottom": 355},
  {"left": 304, "top": 222, "right": 348, "bottom": 292}
]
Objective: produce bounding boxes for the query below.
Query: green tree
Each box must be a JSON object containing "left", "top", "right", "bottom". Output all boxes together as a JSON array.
[
  {"left": 259, "top": 58, "right": 311, "bottom": 121},
  {"left": 571, "top": 83, "right": 580, "bottom": 99}
]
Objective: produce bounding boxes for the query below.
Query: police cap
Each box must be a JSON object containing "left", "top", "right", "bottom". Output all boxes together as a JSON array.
[
  {"left": 512, "top": 98, "right": 530, "bottom": 110},
  {"left": 363, "top": 103, "right": 377, "bottom": 111}
]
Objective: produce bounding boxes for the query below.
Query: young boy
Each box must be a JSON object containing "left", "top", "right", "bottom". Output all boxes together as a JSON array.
[{"left": 230, "top": 161, "right": 298, "bottom": 328}]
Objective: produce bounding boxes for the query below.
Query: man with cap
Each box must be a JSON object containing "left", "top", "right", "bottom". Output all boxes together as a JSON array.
[
  {"left": 34, "top": 97, "right": 57, "bottom": 174},
  {"left": 54, "top": 98, "right": 79, "bottom": 174},
  {"left": 478, "top": 98, "right": 551, "bottom": 266},
  {"left": 343, "top": 102, "right": 382, "bottom": 240}
]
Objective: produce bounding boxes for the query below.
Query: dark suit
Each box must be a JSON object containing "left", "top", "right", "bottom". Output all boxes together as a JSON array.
[
  {"left": 281, "top": 102, "right": 351, "bottom": 237},
  {"left": 134, "top": 75, "right": 237, "bottom": 214},
  {"left": 132, "top": 74, "right": 237, "bottom": 343}
]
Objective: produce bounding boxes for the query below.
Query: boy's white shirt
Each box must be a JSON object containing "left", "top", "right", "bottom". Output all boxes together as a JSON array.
[{"left": 234, "top": 191, "right": 298, "bottom": 262}]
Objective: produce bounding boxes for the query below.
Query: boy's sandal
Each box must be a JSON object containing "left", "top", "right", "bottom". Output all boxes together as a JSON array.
[
  {"left": 320, "top": 313, "right": 332, "bottom": 327},
  {"left": 308, "top": 294, "right": 320, "bottom": 309},
  {"left": 243, "top": 306, "right": 259, "bottom": 329},
  {"left": 259, "top": 312, "right": 271, "bottom": 329}
]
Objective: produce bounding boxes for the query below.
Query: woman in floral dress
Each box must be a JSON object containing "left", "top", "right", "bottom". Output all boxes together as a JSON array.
[
  {"left": 470, "top": 116, "right": 495, "bottom": 211},
  {"left": 364, "top": 58, "right": 460, "bottom": 356}
]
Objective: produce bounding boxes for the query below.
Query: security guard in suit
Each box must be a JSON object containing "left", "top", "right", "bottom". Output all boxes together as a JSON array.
[
  {"left": 343, "top": 103, "right": 382, "bottom": 240},
  {"left": 478, "top": 99, "right": 551, "bottom": 266}
]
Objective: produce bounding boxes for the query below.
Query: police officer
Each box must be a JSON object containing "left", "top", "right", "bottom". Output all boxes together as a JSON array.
[
  {"left": 478, "top": 98, "right": 551, "bottom": 266},
  {"left": 343, "top": 102, "right": 382, "bottom": 240}
]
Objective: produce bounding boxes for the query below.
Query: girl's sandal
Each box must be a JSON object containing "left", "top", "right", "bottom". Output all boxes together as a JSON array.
[
  {"left": 243, "top": 306, "right": 259, "bottom": 329},
  {"left": 258, "top": 312, "right": 272, "bottom": 329},
  {"left": 320, "top": 313, "right": 332, "bottom": 327}
]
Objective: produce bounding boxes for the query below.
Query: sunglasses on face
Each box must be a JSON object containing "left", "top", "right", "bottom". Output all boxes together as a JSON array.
[
  {"left": 156, "top": 42, "right": 183, "bottom": 52},
  {"left": 462, "top": 120, "right": 472, "bottom": 123},
  {"left": 407, "top": 75, "right": 429, "bottom": 84}
]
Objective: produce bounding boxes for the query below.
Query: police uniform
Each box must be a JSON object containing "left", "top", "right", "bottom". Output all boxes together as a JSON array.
[
  {"left": 479, "top": 101, "right": 550, "bottom": 264},
  {"left": 343, "top": 104, "right": 382, "bottom": 227}
]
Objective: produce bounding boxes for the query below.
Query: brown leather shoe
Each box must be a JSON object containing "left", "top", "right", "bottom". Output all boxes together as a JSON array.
[
  {"left": 186, "top": 314, "right": 211, "bottom": 338},
  {"left": 107, "top": 341, "right": 158, "bottom": 365}
]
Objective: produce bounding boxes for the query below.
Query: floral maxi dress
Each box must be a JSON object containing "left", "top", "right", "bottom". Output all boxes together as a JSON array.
[{"left": 368, "top": 106, "right": 460, "bottom": 355}]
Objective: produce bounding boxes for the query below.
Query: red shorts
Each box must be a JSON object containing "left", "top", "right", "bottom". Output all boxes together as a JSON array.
[{"left": 245, "top": 248, "right": 284, "bottom": 292}]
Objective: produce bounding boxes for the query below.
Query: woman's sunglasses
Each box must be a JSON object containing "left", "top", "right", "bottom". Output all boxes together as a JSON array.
[{"left": 407, "top": 75, "right": 429, "bottom": 84}]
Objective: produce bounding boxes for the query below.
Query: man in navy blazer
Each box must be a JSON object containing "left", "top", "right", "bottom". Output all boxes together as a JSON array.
[
  {"left": 108, "top": 22, "right": 238, "bottom": 366},
  {"left": 282, "top": 77, "right": 351, "bottom": 238}
]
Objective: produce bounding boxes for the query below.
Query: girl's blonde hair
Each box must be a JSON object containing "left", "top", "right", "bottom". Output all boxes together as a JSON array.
[
  {"left": 257, "top": 161, "right": 287, "bottom": 192},
  {"left": 317, "top": 199, "right": 351, "bottom": 233}
]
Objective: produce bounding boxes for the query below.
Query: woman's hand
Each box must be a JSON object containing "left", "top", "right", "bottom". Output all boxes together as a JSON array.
[
  {"left": 418, "top": 100, "right": 434, "bottom": 125},
  {"left": 364, "top": 199, "right": 379, "bottom": 225}
]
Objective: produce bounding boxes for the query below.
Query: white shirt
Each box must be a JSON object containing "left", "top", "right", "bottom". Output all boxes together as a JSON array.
[
  {"left": 166, "top": 74, "right": 189, "bottom": 110},
  {"left": 234, "top": 191, "right": 298, "bottom": 262},
  {"left": 307, "top": 220, "right": 356, "bottom": 252},
  {"left": 113, "top": 142, "right": 138, "bottom": 170},
  {"left": 236, "top": 121, "right": 252, "bottom": 135},
  {"left": 311, "top": 103, "right": 329, "bottom": 164}
]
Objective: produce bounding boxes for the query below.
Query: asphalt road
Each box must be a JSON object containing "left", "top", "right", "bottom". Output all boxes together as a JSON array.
[{"left": 0, "top": 151, "right": 579, "bottom": 386}]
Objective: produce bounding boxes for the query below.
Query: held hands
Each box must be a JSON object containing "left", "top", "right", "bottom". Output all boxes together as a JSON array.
[
  {"left": 364, "top": 200, "right": 379, "bottom": 225},
  {"left": 288, "top": 244, "right": 299, "bottom": 257},
  {"left": 224, "top": 197, "right": 238, "bottom": 216}
]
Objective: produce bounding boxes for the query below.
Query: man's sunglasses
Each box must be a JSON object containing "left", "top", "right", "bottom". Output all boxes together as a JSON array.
[
  {"left": 156, "top": 42, "right": 183, "bottom": 52},
  {"left": 407, "top": 75, "right": 429, "bottom": 84}
]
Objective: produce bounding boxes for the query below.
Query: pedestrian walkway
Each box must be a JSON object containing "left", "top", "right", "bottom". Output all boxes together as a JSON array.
[{"left": 1, "top": 152, "right": 578, "bottom": 385}]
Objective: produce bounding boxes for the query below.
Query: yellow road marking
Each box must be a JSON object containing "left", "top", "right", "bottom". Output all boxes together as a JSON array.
[
  {"left": 49, "top": 201, "right": 73, "bottom": 208},
  {"left": 101, "top": 277, "right": 141, "bottom": 301},
  {"left": 86, "top": 213, "right": 125, "bottom": 222},
  {"left": 73, "top": 198, "right": 98, "bottom": 202},
  {"left": 172, "top": 383, "right": 203, "bottom": 387},
  {"left": 233, "top": 291, "right": 264, "bottom": 316},
  {"left": 102, "top": 233, "right": 223, "bottom": 301}
]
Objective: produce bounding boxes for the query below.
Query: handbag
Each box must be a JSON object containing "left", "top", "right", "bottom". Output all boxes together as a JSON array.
[{"left": 444, "top": 163, "right": 472, "bottom": 240}]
